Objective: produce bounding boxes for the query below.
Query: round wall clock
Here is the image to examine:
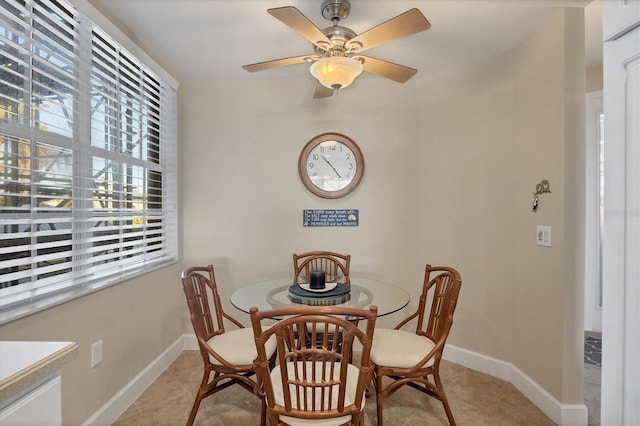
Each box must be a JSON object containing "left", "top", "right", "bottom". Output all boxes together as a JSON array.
[{"left": 298, "top": 132, "right": 365, "bottom": 199}]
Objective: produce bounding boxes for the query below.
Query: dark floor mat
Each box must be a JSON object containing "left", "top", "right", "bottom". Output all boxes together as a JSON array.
[{"left": 585, "top": 335, "right": 601, "bottom": 366}]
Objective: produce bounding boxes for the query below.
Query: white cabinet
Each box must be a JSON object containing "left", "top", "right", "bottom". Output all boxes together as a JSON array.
[
  {"left": 0, "top": 376, "right": 61, "bottom": 425},
  {"left": 0, "top": 342, "right": 77, "bottom": 426},
  {"left": 601, "top": 1, "right": 640, "bottom": 424},
  {"left": 602, "top": 0, "right": 639, "bottom": 40}
]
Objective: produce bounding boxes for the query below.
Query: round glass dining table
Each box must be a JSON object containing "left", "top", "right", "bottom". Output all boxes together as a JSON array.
[{"left": 230, "top": 277, "right": 410, "bottom": 318}]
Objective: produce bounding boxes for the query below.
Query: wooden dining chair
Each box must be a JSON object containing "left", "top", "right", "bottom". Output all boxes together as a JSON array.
[
  {"left": 293, "top": 251, "right": 351, "bottom": 285},
  {"left": 370, "top": 265, "right": 462, "bottom": 426},
  {"left": 250, "top": 305, "right": 378, "bottom": 426},
  {"left": 292, "top": 251, "right": 353, "bottom": 358},
  {"left": 181, "top": 265, "right": 276, "bottom": 426}
]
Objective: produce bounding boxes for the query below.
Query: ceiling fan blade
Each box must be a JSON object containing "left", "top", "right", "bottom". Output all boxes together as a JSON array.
[
  {"left": 243, "top": 55, "right": 317, "bottom": 72},
  {"left": 357, "top": 55, "right": 417, "bottom": 83},
  {"left": 313, "top": 82, "right": 334, "bottom": 99},
  {"left": 347, "top": 9, "right": 431, "bottom": 53},
  {"left": 267, "top": 6, "right": 332, "bottom": 48}
]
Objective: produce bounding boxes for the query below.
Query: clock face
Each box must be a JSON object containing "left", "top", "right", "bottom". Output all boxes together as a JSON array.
[
  {"left": 299, "top": 133, "right": 364, "bottom": 199},
  {"left": 307, "top": 141, "right": 356, "bottom": 191}
]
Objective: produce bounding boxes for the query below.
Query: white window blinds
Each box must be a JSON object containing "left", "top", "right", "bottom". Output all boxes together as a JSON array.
[{"left": 0, "top": 0, "right": 178, "bottom": 323}]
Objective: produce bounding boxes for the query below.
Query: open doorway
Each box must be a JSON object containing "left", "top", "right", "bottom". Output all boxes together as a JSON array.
[
  {"left": 585, "top": 90, "right": 603, "bottom": 337},
  {"left": 584, "top": 90, "right": 603, "bottom": 426}
]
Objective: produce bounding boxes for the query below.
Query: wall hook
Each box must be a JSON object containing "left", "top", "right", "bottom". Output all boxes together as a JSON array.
[{"left": 532, "top": 179, "right": 551, "bottom": 212}]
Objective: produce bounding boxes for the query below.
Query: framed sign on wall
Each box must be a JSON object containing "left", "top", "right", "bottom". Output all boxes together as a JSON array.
[{"left": 303, "top": 209, "right": 359, "bottom": 227}]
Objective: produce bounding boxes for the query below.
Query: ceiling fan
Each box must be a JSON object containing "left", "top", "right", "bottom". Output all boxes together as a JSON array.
[{"left": 242, "top": 0, "right": 431, "bottom": 98}]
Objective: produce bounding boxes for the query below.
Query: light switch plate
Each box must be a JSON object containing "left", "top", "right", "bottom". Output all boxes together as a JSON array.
[
  {"left": 91, "top": 340, "right": 103, "bottom": 368},
  {"left": 536, "top": 226, "right": 551, "bottom": 247}
]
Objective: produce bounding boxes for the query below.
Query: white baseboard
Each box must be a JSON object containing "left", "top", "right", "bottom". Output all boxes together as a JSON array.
[
  {"left": 83, "top": 335, "right": 588, "bottom": 426},
  {"left": 183, "top": 334, "right": 197, "bottom": 350},
  {"left": 82, "top": 335, "right": 192, "bottom": 426},
  {"left": 443, "top": 344, "right": 588, "bottom": 426}
]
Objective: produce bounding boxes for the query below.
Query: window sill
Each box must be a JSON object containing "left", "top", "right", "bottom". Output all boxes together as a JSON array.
[{"left": 0, "top": 258, "right": 178, "bottom": 326}]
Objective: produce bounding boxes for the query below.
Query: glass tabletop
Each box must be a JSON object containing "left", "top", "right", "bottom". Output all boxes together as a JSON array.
[{"left": 230, "top": 277, "right": 410, "bottom": 318}]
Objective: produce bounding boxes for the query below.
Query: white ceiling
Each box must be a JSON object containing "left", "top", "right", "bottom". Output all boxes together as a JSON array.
[{"left": 92, "top": 0, "right": 602, "bottom": 82}]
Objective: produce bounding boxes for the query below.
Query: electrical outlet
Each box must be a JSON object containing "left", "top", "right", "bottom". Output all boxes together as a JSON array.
[
  {"left": 91, "top": 340, "right": 103, "bottom": 368},
  {"left": 536, "top": 226, "right": 551, "bottom": 247}
]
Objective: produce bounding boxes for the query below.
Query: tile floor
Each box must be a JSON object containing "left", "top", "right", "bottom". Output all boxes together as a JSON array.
[
  {"left": 584, "top": 336, "right": 602, "bottom": 367},
  {"left": 583, "top": 333, "right": 602, "bottom": 426},
  {"left": 584, "top": 363, "right": 601, "bottom": 426},
  {"left": 114, "top": 350, "right": 561, "bottom": 426}
]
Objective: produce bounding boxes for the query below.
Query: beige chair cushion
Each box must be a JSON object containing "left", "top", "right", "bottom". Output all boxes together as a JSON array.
[
  {"left": 206, "top": 327, "right": 276, "bottom": 365},
  {"left": 271, "top": 361, "right": 364, "bottom": 426},
  {"left": 370, "top": 328, "right": 436, "bottom": 369}
]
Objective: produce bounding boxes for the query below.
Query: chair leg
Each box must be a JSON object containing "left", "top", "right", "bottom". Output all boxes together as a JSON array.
[
  {"left": 186, "top": 390, "right": 205, "bottom": 426},
  {"left": 374, "top": 372, "right": 384, "bottom": 426},
  {"left": 187, "top": 367, "right": 215, "bottom": 426},
  {"left": 433, "top": 372, "right": 456, "bottom": 426},
  {"left": 260, "top": 396, "right": 267, "bottom": 426}
]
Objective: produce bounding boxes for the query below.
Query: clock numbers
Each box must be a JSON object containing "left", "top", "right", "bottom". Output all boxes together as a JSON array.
[{"left": 304, "top": 142, "right": 356, "bottom": 191}]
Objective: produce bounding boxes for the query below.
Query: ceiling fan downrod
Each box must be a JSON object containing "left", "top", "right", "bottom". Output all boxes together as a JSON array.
[
  {"left": 321, "top": 0, "right": 350, "bottom": 25},
  {"left": 315, "top": 0, "right": 359, "bottom": 58}
]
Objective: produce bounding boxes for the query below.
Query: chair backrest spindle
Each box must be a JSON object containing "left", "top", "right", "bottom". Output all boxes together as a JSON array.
[
  {"left": 293, "top": 251, "right": 351, "bottom": 284},
  {"left": 251, "top": 305, "right": 377, "bottom": 425},
  {"left": 415, "top": 265, "right": 461, "bottom": 343}
]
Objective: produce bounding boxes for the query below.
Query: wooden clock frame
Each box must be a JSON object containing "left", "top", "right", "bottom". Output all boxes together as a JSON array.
[{"left": 298, "top": 132, "right": 365, "bottom": 199}]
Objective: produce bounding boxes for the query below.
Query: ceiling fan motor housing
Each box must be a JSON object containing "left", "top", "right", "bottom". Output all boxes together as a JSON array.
[{"left": 316, "top": 26, "right": 357, "bottom": 56}]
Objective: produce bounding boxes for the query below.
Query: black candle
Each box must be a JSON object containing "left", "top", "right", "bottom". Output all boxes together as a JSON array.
[{"left": 309, "top": 270, "right": 326, "bottom": 289}]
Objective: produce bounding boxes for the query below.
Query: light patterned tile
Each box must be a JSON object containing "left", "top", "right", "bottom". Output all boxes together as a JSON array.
[
  {"left": 481, "top": 384, "right": 556, "bottom": 426},
  {"left": 112, "top": 402, "right": 149, "bottom": 426},
  {"left": 113, "top": 351, "right": 569, "bottom": 426}
]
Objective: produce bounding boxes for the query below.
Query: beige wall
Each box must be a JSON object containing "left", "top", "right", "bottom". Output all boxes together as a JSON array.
[
  {"left": 0, "top": 6, "right": 587, "bottom": 424},
  {"left": 511, "top": 8, "right": 585, "bottom": 401},
  {"left": 414, "top": 7, "right": 585, "bottom": 402},
  {"left": 587, "top": 64, "right": 603, "bottom": 92},
  {"left": 0, "top": 264, "right": 186, "bottom": 424},
  {"left": 181, "top": 78, "right": 423, "bottom": 329},
  {"left": 417, "top": 52, "right": 517, "bottom": 362}
]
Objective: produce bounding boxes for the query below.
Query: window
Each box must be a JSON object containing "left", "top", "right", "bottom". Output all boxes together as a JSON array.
[{"left": 0, "top": 0, "right": 178, "bottom": 323}]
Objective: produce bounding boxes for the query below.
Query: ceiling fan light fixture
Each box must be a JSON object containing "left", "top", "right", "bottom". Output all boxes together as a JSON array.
[{"left": 310, "top": 56, "right": 363, "bottom": 90}]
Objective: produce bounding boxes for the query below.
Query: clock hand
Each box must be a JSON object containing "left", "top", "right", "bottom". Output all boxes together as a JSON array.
[{"left": 321, "top": 155, "right": 342, "bottom": 178}]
